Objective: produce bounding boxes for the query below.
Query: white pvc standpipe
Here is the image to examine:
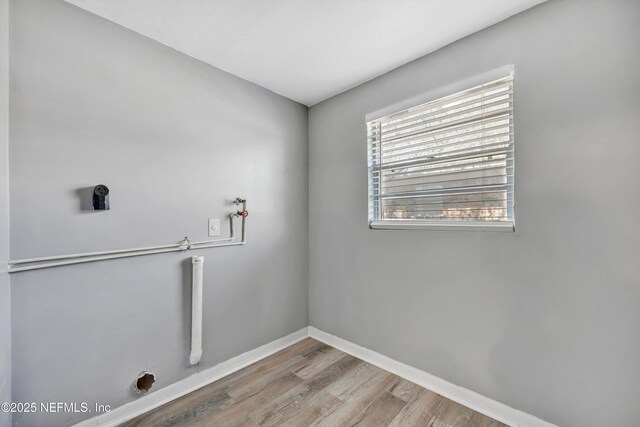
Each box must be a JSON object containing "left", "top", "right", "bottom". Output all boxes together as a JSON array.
[{"left": 190, "top": 256, "right": 204, "bottom": 365}]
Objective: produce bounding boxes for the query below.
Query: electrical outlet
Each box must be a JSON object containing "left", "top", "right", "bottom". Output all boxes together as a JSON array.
[{"left": 208, "top": 218, "right": 220, "bottom": 237}]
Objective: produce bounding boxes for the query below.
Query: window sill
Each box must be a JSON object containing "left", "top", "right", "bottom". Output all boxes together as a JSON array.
[{"left": 369, "top": 220, "right": 515, "bottom": 232}]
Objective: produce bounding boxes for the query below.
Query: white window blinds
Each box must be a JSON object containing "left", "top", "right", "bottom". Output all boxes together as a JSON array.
[{"left": 367, "top": 71, "right": 515, "bottom": 231}]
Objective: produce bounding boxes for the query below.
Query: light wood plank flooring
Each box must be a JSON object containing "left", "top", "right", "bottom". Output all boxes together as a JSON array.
[{"left": 122, "top": 338, "right": 506, "bottom": 427}]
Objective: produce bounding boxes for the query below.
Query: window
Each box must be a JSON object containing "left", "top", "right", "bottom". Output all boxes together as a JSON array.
[{"left": 367, "top": 68, "right": 514, "bottom": 231}]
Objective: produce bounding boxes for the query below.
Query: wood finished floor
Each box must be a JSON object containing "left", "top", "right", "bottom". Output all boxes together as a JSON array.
[{"left": 122, "top": 338, "right": 506, "bottom": 427}]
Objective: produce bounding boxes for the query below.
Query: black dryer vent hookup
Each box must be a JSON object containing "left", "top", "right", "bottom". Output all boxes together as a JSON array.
[{"left": 93, "top": 185, "right": 110, "bottom": 210}]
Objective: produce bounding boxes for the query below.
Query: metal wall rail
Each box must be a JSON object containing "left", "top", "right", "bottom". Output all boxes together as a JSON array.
[{"left": 7, "top": 197, "right": 248, "bottom": 273}]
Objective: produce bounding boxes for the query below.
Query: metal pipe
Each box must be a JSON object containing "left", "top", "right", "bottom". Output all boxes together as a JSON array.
[
  {"left": 240, "top": 200, "right": 247, "bottom": 243},
  {"left": 7, "top": 198, "right": 248, "bottom": 273}
]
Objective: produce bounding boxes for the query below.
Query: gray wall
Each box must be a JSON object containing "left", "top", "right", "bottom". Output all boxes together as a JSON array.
[
  {"left": 1, "top": 0, "right": 11, "bottom": 425},
  {"left": 9, "top": 0, "right": 308, "bottom": 425},
  {"left": 308, "top": 1, "right": 640, "bottom": 426}
]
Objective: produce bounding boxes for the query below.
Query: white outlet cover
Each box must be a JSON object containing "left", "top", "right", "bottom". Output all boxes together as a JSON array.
[{"left": 208, "top": 218, "right": 220, "bottom": 237}]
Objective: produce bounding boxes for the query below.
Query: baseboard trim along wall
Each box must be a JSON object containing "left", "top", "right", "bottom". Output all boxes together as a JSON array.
[
  {"left": 75, "top": 326, "right": 555, "bottom": 427},
  {"left": 308, "top": 327, "right": 556, "bottom": 427},
  {"left": 73, "top": 328, "right": 309, "bottom": 427}
]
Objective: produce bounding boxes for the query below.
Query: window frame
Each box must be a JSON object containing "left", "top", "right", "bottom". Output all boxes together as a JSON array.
[{"left": 366, "top": 66, "right": 515, "bottom": 232}]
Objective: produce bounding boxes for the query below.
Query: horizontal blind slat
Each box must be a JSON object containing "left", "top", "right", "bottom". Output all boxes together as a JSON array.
[
  {"left": 371, "top": 165, "right": 513, "bottom": 182},
  {"left": 381, "top": 189, "right": 513, "bottom": 201},
  {"left": 382, "top": 184, "right": 510, "bottom": 199},
  {"left": 383, "top": 78, "right": 512, "bottom": 123},
  {"left": 371, "top": 115, "right": 512, "bottom": 149},
  {"left": 379, "top": 88, "right": 511, "bottom": 131},
  {"left": 380, "top": 110, "right": 511, "bottom": 144},
  {"left": 379, "top": 97, "right": 512, "bottom": 137},
  {"left": 382, "top": 197, "right": 509, "bottom": 208},
  {"left": 381, "top": 141, "right": 512, "bottom": 165},
  {"left": 379, "top": 148, "right": 510, "bottom": 171},
  {"left": 378, "top": 173, "right": 508, "bottom": 189},
  {"left": 374, "top": 128, "right": 512, "bottom": 159},
  {"left": 371, "top": 164, "right": 514, "bottom": 182}
]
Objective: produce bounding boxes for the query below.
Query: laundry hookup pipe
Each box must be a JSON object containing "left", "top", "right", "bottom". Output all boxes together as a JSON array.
[
  {"left": 7, "top": 197, "right": 248, "bottom": 273},
  {"left": 190, "top": 255, "right": 204, "bottom": 365}
]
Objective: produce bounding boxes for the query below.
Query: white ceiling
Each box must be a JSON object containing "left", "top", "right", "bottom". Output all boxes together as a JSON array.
[{"left": 65, "top": 0, "right": 545, "bottom": 106}]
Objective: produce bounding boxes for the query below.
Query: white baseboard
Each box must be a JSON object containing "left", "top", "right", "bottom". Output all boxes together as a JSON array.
[
  {"left": 309, "top": 327, "right": 556, "bottom": 427},
  {"left": 74, "top": 326, "right": 555, "bottom": 427},
  {"left": 73, "top": 327, "right": 309, "bottom": 427}
]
